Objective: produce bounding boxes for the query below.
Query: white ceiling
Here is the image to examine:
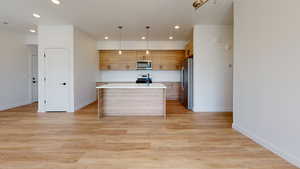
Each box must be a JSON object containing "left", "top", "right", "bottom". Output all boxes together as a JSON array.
[{"left": 0, "top": 0, "right": 233, "bottom": 41}]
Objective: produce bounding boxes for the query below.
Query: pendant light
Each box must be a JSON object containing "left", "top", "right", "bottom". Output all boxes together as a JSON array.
[
  {"left": 118, "top": 26, "right": 123, "bottom": 55},
  {"left": 145, "top": 26, "right": 150, "bottom": 55},
  {"left": 193, "top": 0, "right": 209, "bottom": 10},
  {"left": 168, "top": 25, "right": 176, "bottom": 40}
]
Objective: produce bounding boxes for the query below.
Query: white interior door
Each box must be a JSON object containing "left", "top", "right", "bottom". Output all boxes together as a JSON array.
[
  {"left": 44, "top": 49, "right": 69, "bottom": 112},
  {"left": 32, "top": 54, "right": 38, "bottom": 102}
]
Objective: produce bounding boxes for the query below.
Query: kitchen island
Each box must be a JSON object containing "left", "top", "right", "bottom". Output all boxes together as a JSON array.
[{"left": 96, "top": 83, "right": 167, "bottom": 119}]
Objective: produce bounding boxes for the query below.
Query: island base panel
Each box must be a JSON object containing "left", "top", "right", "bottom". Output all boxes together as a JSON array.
[{"left": 102, "top": 88, "right": 165, "bottom": 116}]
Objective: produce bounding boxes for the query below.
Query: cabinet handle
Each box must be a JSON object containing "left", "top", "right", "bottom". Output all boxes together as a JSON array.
[
  {"left": 126, "top": 65, "right": 130, "bottom": 69},
  {"left": 160, "top": 65, "right": 163, "bottom": 69},
  {"left": 107, "top": 65, "right": 111, "bottom": 70}
]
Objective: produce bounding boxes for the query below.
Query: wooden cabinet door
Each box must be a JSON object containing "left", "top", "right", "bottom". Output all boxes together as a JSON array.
[
  {"left": 136, "top": 51, "right": 144, "bottom": 60},
  {"left": 161, "top": 82, "right": 181, "bottom": 100},
  {"left": 122, "top": 51, "right": 137, "bottom": 70},
  {"left": 136, "top": 51, "right": 152, "bottom": 61},
  {"left": 153, "top": 50, "right": 185, "bottom": 70},
  {"left": 124, "top": 63, "right": 136, "bottom": 70},
  {"left": 99, "top": 50, "right": 116, "bottom": 70},
  {"left": 99, "top": 50, "right": 137, "bottom": 70},
  {"left": 122, "top": 51, "right": 137, "bottom": 62},
  {"left": 185, "top": 41, "right": 193, "bottom": 58},
  {"left": 151, "top": 51, "right": 161, "bottom": 70},
  {"left": 99, "top": 50, "right": 184, "bottom": 71}
]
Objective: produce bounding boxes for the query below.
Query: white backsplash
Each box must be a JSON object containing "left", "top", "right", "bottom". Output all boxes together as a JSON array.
[{"left": 96, "top": 70, "right": 181, "bottom": 82}]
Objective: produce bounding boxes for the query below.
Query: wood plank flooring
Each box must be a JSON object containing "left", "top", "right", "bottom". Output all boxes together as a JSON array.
[{"left": 0, "top": 101, "right": 298, "bottom": 169}]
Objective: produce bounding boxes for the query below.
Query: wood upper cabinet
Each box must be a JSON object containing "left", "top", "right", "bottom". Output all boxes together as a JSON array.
[
  {"left": 99, "top": 50, "right": 185, "bottom": 71},
  {"left": 136, "top": 51, "right": 152, "bottom": 61},
  {"left": 99, "top": 50, "right": 136, "bottom": 70},
  {"left": 152, "top": 50, "right": 185, "bottom": 70}
]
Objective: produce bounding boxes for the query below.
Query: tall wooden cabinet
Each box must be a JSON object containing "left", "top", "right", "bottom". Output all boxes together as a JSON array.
[
  {"left": 185, "top": 41, "right": 193, "bottom": 58},
  {"left": 99, "top": 50, "right": 185, "bottom": 71}
]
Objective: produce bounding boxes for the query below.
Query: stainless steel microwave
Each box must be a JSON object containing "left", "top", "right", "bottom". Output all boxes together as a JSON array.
[{"left": 136, "top": 60, "right": 152, "bottom": 70}]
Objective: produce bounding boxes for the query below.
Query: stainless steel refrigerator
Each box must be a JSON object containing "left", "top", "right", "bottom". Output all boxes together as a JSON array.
[{"left": 180, "top": 58, "right": 193, "bottom": 110}]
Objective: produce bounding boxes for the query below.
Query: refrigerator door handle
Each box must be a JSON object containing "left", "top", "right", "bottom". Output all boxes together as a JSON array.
[{"left": 181, "top": 67, "right": 184, "bottom": 89}]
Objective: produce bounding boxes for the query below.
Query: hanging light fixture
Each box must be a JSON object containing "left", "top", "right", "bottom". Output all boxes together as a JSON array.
[
  {"left": 193, "top": 0, "right": 209, "bottom": 10},
  {"left": 145, "top": 26, "right": 150, "bottom": 55},
  {"left": 118, "top": 26, "right": 123, "bottom": 55},
  {"left": 168, "top": 25, "right": 175, "bottom": 40}
]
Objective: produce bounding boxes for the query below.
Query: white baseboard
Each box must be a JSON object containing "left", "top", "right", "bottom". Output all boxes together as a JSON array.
[
  {"left": 232, "top": 123, "right": 300, "bottom": 168},
  {"left": 37, "top": 98, "right": 96, "bottom": 113},
  {"left": 193, "top": 105, "right": 233, "bottom": 112},
  {"left": 0, "top": 101, "right": 32, "bottom": 111},
  {"left": 105, "top": 113, "right": 164, "bottom": 116}
]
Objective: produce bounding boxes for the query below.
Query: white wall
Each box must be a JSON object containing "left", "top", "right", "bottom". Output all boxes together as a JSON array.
[
  {"left": 97, "top": 40, "right": 187, "bottom": 50},
  {"left": 38, "top": 25, "right": 97, "bottom": 112},
  {"left": 38, "top": 25, "right": 75, "bottom": 112},
  {"left": 97, "top": 40, "right": 186, "bottom": 82},
  {"left": 97, "top": 71, "right": 180, "bottom": 82},
  {"left": 25, "top": 35, "right": 38, "bottom": 45},
  {"left": 193, "top": 25, "right": 233, "bottom": 112},
  {"left": 0, "top": 29, "right": 31, "bottom": 110},
  {"left": 233, "top": 0, "right": 300, "bottom": 167},
  {"left": 74, "top": 29, "right": 97, "bottom": 110}
]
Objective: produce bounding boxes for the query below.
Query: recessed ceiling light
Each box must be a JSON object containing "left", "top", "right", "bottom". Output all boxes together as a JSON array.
[
  {"left": 33, "top": 13, "right": 41, "bottom": 18},
  {"left": 141, "top": 36, "right": 146, "bottom": 40},
  {"left": 169, "top": 36, "right": 174, "bottom": 40},
  {"left": 29, "top": 29, "right": 36, "bottom": 33},
  {"left": 104, "top": 36, "right": 109, "bottom": 40},
  {"left": 174, "top": 25, "right": 180, "bottom": 30},
  {"left": 51, "top": 0, "right": 61, "bottom": 5}
]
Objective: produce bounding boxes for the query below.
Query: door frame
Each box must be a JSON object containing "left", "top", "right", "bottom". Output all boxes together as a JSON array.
[
  {"left": 27, "top": 45, "right": 38, "bottom": 104},
  {"left": 31, "top": 53, "right": 38, "bottom": 102}
]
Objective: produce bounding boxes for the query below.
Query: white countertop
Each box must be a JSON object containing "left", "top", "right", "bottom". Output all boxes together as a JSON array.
[{"left": 96, "top": 83, "right": 167, "bottom": 89}]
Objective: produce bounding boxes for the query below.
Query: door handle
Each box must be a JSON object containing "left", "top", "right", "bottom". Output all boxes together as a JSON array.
[
  {"left": 61, "top": 83, "right": 67, "bottom": 86},
  {"left": 181, "top": 67, "right": 184, "bottom": 89}
]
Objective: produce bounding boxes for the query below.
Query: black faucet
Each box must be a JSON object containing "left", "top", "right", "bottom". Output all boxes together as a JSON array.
[{"left": 136, "top": 73, "right": 152, "bottom": 84}]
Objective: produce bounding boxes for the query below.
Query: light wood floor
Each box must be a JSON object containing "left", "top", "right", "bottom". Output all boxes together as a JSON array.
[{"left": 0, "top": 101, "right": 297, "bottom": 169}]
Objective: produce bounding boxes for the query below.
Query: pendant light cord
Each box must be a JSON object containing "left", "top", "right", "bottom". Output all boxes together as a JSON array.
[
  {"left": 146, "top": 26, "right": 150, "bottom": 54},
  {"left": 147, "top": 26, "right": 149, "bottom": 50},
  {"left": 118, "top": 26, "right": 123, "bottom": 52}
]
